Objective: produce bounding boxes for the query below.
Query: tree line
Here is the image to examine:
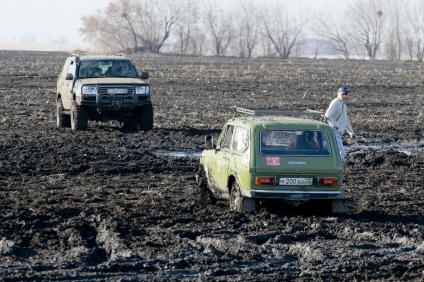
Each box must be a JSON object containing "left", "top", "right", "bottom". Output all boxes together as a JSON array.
[{"left": 80, "top": 0, "right": 424, "bottom": 61}]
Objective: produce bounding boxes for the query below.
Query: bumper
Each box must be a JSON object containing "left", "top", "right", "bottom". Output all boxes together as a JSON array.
[
  {"left": 241, "top": 189, "right": 346, "bottom": 200},
  {"left": 77, "top": 95, "right": 150, "bottom": 110}
]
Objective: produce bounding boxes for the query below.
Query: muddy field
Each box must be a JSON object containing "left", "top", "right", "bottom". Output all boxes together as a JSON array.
[{"left": 0, "top": 50, "right": 423, "bottom": 280}]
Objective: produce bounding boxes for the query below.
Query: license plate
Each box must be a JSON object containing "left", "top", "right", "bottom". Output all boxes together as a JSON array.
[
  {"left": 108, "top": 88, "right": 128, "bottom": 94},
  {"left": 279, "top": 178, "right": 313, "bottom": 186},
  {"left": 112, "top": 100, "right": 123, "bottom": 108}
]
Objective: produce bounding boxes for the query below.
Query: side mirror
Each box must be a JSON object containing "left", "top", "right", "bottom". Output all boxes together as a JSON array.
[
  {"left": 140, "top": 72, "right": 149, "bottom": 79},
  {"left": 65, "top": 73, "right": 74, "bottom": 80},
  {"left": 205, "top": 135, "right": 215, "bottom": 149}
]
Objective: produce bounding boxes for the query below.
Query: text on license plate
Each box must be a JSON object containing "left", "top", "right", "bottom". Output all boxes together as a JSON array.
[
  {"left": 108, "top": 88, "right": 128, "bottom": 94},
  {"left": 279, "top": 178, "right": 313, "bottom": 186}
]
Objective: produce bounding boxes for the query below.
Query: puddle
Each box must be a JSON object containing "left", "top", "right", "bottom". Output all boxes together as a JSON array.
[
  {"left": 153, "top": 149, "right": 201, "bottom": 160},
  {"left": 346, "top": 141, "right": 424, "bottom": 156},
  {"left": 153, "top": 141, "right": 424, "bottom": 160}
]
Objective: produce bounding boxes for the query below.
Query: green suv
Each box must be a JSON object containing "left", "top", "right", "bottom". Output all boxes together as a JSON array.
[
  {"left": 197, "top": 109, "right": 346, "bottom": 213},
  {"left": 56, "top": 54, "right": 153, "bottom": 131}
]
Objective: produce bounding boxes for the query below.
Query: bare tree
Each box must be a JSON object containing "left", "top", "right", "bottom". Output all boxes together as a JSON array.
[
  {"left": 121, "top": 2, "right": 140, "bottom": 52},
  {"left": 405, "top": 0, "right": 424, "bottom": 62},
  {"left": 314, "top": 12, "right": 351, "bottom": 60},
  {"left": 258, "top": 31, "right": 273, "bottom": 57},
  {"left": 203, "top": 1, "right": 234, "bottom": 56},
  {"left": 172, "top": 0, "right": 200, "bottom": 55},
  {"left": 136, "top": 0, "right": 182, "bottom": 53},
  {"left": 234, "top": 0, "right": 260, "bottom": 58},
  {"left": 190, "top": 28, "right": 206, "bottom": 56},
  {"left": 81, "top": 0, "right": 182, "bottom": 53},
  {"left": 80, "top": 0, "right": 133, "bottom": 52},
  {"left": 261, "top": 3, "right": 307, "bottom": 59},
  {"left": 384, "top": 0, "right": 406, "bottom": 60},
  {"left": 404, "top": 36, "right": 415, "bottom": 60},
  {"left": 346, "top": 0, "right": 385, "bottom": 60}
]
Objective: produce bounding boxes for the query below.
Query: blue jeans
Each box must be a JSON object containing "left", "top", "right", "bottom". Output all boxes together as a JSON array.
[{"left": 333, "top": 128, "right": 345, "bottom": 162}]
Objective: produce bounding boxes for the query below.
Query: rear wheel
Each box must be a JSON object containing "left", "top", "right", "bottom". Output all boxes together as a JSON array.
[
  {"left": 56, "top": 98, "right": 70, "bottom": 128},
  {"left": 70, "top": 103, "right": 88, "bottom": 130},
  {"left": 229, "top": 181, "right": 256, "bottom": 212},
  {"left": 331, "top": 199, "right": 347, "bottom": 214}
]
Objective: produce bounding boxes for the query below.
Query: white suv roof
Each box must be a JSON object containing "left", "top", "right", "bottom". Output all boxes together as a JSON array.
[{"left": 78, "top": 55, "right": 131, "bottom": 61}]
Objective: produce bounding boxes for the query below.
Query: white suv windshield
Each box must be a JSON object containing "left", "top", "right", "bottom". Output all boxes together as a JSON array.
[
  {"left": 260, "top": 130, "right": 331, "bottom": 156},
  {"left": 78, "top": 60, "right": 138, "bottom": 79}
]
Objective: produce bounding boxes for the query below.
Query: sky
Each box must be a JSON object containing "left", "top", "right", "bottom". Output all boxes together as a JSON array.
[
  {"left": 0, "top": 0, "right": 110, "bottom": 47},
  {"left": 0, "top": 0, "right": 348, "bottom": 50}
]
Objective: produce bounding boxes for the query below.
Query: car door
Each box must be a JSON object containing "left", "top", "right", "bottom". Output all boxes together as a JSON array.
[
  {"left": 57, "top": 58, "right": 69, "bottom": 99},
  {"left": 61, "top": 59, "right": 77, "bottom": 109},
  {"left": 210, "top": 124, "right": 234, "bottom": 192},
  {"left": 230, "top": 126, "right": 250, "bottom": 188}
]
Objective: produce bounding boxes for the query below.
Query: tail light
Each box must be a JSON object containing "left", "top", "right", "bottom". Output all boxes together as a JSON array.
[
  {"left": 319, "top": 178, "right": 338, "bottom": 187},
  {"left": 255, "top": 177, "right": 276, "bottom": 186}
]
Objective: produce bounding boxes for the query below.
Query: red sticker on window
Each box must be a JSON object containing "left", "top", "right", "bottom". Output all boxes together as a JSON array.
[{"left": 266, "top": 157, "right": 280, "bottom": 166}]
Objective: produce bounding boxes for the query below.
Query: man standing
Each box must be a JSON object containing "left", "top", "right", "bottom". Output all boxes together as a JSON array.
[{"left": 325, "top": 86, "right": 355, "bottom": 161}]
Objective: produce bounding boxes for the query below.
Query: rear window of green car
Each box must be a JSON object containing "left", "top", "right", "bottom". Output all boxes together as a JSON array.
[{"left": 260, "top": 130, "right": 332, "bottom": 156}]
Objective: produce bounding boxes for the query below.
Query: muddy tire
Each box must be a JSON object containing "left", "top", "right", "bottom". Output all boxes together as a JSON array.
[
  {"left": 56, "top": 98, "right": 70, "bottom": 128},
  {"left": 70, "top": 103, "right": 88, "bottom": 131},
  {"left": 123, "top": 104, "right": 154, "bottom": 132},
  {"left": 138, "top": 104, "right": 154, "bottom": 131},
  {"left": 197, "top": 166, "right": 216, "bottom": 206},
  {"left": 229, "top": 181, "right": 256, "bottom": 212},
  {"left": 332, "top": 199, "right": 347, "bottom": 214},
  {"left": 122, "top": 120, "right": 138, "bottom": 132}
]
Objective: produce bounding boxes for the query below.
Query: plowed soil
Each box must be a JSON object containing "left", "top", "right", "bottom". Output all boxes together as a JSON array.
[{"left": 0, "top": 51, "right": 423, "bottom": 281}]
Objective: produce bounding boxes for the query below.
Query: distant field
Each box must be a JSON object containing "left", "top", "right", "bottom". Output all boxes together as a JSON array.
[{"left": 0, "top": 42, "right": 90, "bottom": 52}]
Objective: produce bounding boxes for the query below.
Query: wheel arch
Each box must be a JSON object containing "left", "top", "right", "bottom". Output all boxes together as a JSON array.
[
  {"left": 200, "top": 164, "right": 212, "bottom": 186},
  {"left": 227, "top": 175, "right": 236, "bottom": 194},
  {"left": 198, "top": 163, "right": 206, "bottom": 175}
]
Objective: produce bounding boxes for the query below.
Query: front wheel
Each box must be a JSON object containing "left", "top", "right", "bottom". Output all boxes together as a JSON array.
[
  {"left": 197, "top": 166, "right": 216, "bottom": 206},
  {"left": 70, "top": 103, "right": 88, "bottom": 131},
  {"left": 137, "top": 104, "right": 154, "bottom": 131},
  {"left": 229, "top": 181, "right": 256, "bottom": 212},
  {"left": 123, "top": 104, "right": 154, "bottom": 132}
]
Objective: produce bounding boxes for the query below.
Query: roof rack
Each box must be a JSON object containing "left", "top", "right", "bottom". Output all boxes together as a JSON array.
[{"left": 235, "top": 107, "right": 324, "bottom": 118}]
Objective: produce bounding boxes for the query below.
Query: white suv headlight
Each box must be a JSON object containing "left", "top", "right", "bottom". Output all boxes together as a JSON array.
[
  {"left": 135, "top": 85, "right": 150, "bottom": 95},
  {"left": 82, "top": 85, "right": 98, "bottom": 95}
]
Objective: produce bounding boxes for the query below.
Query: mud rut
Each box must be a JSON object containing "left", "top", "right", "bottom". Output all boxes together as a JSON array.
[{"left": 0, "top": 51, "right": 423, "bottom": 280}]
